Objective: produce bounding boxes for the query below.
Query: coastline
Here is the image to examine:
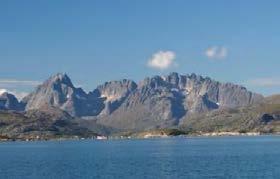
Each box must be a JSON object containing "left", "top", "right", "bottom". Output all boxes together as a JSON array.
[{"left": 1, "top": 131, "right": 280, "bottom": 142}]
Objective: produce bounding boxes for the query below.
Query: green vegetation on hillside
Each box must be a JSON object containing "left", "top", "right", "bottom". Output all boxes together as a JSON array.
[{"left": 179, "top": 95, "right": 280, "bottom": 134}]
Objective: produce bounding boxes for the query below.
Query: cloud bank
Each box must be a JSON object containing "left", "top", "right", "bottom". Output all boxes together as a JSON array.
[
  {"left": 0, "top": 79, "right": 40, "bottom": 100},
  {"left": 0, "top": 79, "right": 40, "bottom": 89},
  {"left": 205, "top": 46, "right": 228, "bottom": 59},
  {"left": 0, "top": 79, "right": 40, "bottom": 86},
  {"left": 147, "top": 51, "right": 176, "bottom": 70}
]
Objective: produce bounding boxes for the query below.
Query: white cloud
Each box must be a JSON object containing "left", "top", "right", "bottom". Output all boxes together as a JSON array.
[
  {"left": 0, "top": 88, "right": 29, "bottom": 100},
  {"left": 147, "top": 51, "right": 177, "bottom": 70},
  {"left": 247, "top": 78, "right": 280, "bottom": 87},
  {"left": 0, "top": 79, "right": 40, "bottom": 86},
  {"left": 0, "top": 79, "right": 39, "bottom": 100},
  {"left": 0, "top": 89, "right": 8, "bottom": 95},
  {"left": 205, "top": 46, "right": 228, "bottom": 59},
  {"left": 0, "top": 79, "right": 40, "bottom": 90}
]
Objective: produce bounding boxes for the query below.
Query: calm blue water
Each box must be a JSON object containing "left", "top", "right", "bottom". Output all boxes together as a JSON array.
[{"left": 0, "top": 136, "right": 280, "bottom": 179}]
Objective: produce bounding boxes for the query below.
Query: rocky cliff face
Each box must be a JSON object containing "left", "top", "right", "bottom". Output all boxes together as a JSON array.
[
  {"left": 160, "top": 72, "right": 262, "bottom": 111},
  {"left": 96, "top": 72, "right": 263, "bottom": 130},
  {"left": 23, "top": 73, "right": 103, "bottom": 116},
  {"left": 89, "top": 79, "right": 137, "bottom": 115},
  {"left": 0, "top": 92, "right": 24, "bottom": 111},
  {"left": 21, "top": 72, "right": 263, "bottom": 130}
]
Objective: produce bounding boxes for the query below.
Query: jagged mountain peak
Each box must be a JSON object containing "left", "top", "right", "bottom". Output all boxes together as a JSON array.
[
  {"left": 90, "top": 79, "right": 138, "bottom": 115},
  {"left": 139, "top": 75, "right": 170, "bottom": 89},
  {"left": 98, "top": 79, "right": 138, "bottom": 94},
  {"left": 96, "top": 72, "right": 264, "bottom": 130},
  {"left": 20, "top": 72, "right": 264, "bottom": 130},
  {"left": 24, "top": 73, "right": 102, "bottom": 116},
  {"left": 44, "top": 73, "right": 74, "bottom": 87}
]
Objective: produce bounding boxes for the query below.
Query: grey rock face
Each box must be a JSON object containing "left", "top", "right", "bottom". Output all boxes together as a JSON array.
[
  {"left": 0, "top": 92, "right": 24, "bottom": 111},
  {"left": 97, "top": 72, "right": 263, "bottom": 130},
  {"left": 162, "top": 73, "right": 263, "bottom": 113},
  {"left": 24, "top": 73, "right": 102, "bottom": 116},
  {"left": 23, "top": 72, "right": 263, "bottom": 130},
  {"left": 189, "top": 94, "right": 219, "bottom": 113},
  {"left": 90, "top": 79, "right": 137, "bottom": 115}
]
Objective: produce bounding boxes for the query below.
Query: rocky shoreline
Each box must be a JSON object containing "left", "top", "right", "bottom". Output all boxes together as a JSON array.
[{"left": 1, "top": 131, "right": 279, "bottom": 142}]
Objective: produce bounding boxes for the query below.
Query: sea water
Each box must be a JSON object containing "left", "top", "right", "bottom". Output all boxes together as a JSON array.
[{"left": 0, "top": 136, "right": 280, "bottom": 179}]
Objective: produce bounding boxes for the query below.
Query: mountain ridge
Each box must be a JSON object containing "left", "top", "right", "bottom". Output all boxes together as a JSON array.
[
  {"left": 8, "top": 72, "right": 262, "bottom": 131},
  {"left": 2, "top": 72, "right": 280, "bottom": 139}
]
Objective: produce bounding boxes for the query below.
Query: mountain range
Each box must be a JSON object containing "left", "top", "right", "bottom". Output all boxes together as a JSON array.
[{"left": 1, "top": 72, "right": 279, "bottom": 139}]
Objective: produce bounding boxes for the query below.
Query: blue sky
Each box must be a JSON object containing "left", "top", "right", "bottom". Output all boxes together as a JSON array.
[{"left": 0, "top": 0, "right": 280, "bottom": 98}]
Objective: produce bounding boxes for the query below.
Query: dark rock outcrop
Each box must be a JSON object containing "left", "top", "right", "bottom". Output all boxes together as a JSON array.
[
  {"left": 0, "top": 92, "right": 24, "bottom": 111},
  {"left": 261, "top": 113, "right": 280, "bottom": 124}
]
